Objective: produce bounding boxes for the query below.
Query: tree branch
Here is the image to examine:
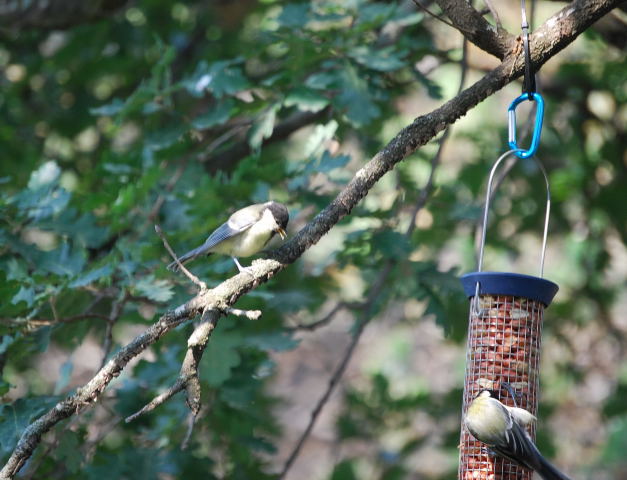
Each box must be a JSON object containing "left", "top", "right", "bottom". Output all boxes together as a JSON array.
[
  {"left": 0, "top": 1, "right": 621, "bottom": 477},
  {"left": 434, "top": 0, "right": 514, "bottom": 59},
  {"left": 0, "top": 0, "right": 129, "bottom": 31},
  {"left": 201, "top": 108, "right": 331, "bottom": 174}
]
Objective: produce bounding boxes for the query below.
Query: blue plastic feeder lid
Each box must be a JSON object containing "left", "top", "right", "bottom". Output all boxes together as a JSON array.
[{"left": 460, "top": 272, "right": 559, "bottom": 307}]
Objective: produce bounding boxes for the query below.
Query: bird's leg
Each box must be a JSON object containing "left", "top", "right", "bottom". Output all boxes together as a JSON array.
[{"left": 232, "top": 257, "right": 254, "bottom": 277}]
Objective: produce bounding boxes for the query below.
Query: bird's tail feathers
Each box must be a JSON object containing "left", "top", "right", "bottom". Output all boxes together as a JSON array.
[
  {"left": 167, "top": 245, "right": 212, "bottom": 271},
  {"left": 536, "top": 456, "right": 572, "bottom": 480}
]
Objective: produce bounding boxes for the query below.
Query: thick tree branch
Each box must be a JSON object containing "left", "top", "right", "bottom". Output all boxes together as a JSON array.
[
  {"left": 434, "top": 0, "right": 514, "bottom": 59},
  {"left": 0, "top": 1, "right": 621, "bottom": 478}
]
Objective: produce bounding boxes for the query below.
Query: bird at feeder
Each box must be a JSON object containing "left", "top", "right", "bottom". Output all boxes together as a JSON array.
[{"left": 465, "top": 390, "right": 572, "bottom": 480}]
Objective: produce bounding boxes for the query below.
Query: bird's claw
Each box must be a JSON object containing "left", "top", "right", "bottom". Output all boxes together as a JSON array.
[{"left": 237, "top": 266, "right": 254, "bottom": 277}]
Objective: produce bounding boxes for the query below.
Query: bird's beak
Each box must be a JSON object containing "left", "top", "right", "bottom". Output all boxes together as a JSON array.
[{"left": 277, "top": 227, "right": 287, "bottom": 240}]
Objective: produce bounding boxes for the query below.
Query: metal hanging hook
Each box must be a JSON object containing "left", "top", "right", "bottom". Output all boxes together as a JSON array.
[
  {"left": 509, "top": 0, "right": 543, "bottom": 159},
  {"left": 508, "top": 92, "right": 544, "bottom": 159},
  {"left": 476, "top": 149, "right": 551, "bottom": 278},
  {"left": 520, "top": 0, "right": 535, "bottom": 98},
  {"left": 471, "top": 281, "right": 484, "bottom": 317}
]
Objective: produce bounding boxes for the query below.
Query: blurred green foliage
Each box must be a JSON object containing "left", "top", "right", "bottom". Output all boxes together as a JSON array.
[{"left": 0, "top": 1, "right": 625, "bottom": 479}]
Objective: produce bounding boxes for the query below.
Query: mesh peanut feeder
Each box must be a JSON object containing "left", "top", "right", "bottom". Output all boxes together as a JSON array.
[{"left": 458, "top": 149, "right": 559, "bottom": 480}]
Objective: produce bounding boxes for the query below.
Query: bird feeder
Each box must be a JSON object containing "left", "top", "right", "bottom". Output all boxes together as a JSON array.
[{"left": 458, "top": 150, "right": 559, "bottom": 480}]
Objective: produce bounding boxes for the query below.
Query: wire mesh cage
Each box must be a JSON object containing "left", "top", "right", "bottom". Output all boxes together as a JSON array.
[{"left": 458, "top": 150, "right": 559, "bottom": 480}]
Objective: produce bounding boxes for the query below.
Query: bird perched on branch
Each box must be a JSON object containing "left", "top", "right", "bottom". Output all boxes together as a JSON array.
[
  {"left": 168, "top": 201, "right": 289, "bottom": 274},
  {"left": 465, "top": 390, "right": 572, "bottom": 480}
]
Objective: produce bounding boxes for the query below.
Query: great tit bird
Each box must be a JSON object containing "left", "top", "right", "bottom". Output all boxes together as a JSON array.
[
  {"left": 465, "top": 390, "right": 572, "bottom": 480},
  {"left": 168, "top": 201, "right": 289, "bottom": 274}
]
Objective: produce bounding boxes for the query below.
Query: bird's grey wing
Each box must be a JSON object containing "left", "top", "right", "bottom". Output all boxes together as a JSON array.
[
  {"left": 494, "top": 416, "right": 542, "bottom": 471},
  {"left": 202, "top": 217, "right": 255, "bottom": 251},
  {"left": 201, "top": 204, "right": 266, "bottom": 251}
]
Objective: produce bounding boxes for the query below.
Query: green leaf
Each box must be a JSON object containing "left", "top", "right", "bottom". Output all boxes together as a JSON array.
[
  {"left": 355, "top": 3, "right": 396, "bottom": 28},
  {"left": 134, "top": 275, "right": 173, "bottom": 302},
  {"left": 371, "top": 231, "right": 411, "bottom": 259},
  {"left": 0, "top": 379, "right": 11, "bottom": 396},
  {"left": 191, "top": 99, "right": 235, "bottom": 129},
  {"left": 318, "top": 150, "right": 350, "bottom": 173},
  {"left": 277, "top": 4, "right": 310, "bottom": 28},
  {"left": 183, "top": 60, "right": 250, "bottom": 98},
  {"left": 27, "top": 161, "right": 61, "bottom": 189},
  {"left": 89, "top": 98, "right": 125, "bottom": 116},
  {"left": 69, "top": 265, "right": 113, "bottom": 288},
  {"left": 38, "top": 243, "right": 86, "bottom": 277},
  {"left": 11, "top": 286, "right": 35, "bottom": 308},
  {"left": 145, "top": 123, "right": 187, "bottom": 151},
  {"left": 248, "top": 104, "right": 280, "bottom": 151},
  {"left": 330, "top": 459, "right": 358, "bottom": 480},
  {"left": 0, "top": 335, "right": 16, "bottom": 355},
  {"left": 0, "top": 396, "right": 59, "bottom": 457},
  {"left": 202, "top": 328, "right": 243, "bottom": 387},
  {"left": 302, "top": 121, "right": 339, "bottom": 158},
  {"left": 349, "top": 46, "right": 406, "bottom": 72},
  {"left": 54, "top": 360, "right": 74, "bottom": 395},
  {"left": 56, "top": 431, "right": 82, "bottom": 473},
  {"left": 334, "top": 65, "right": 381, "bottom": 127},
  {"left": 284, "top": 87, "right": 329, "bottom": 113}
]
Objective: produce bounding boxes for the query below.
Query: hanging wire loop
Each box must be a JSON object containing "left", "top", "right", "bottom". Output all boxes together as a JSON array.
[
  {"left": 508, "top": 92, "right": 544, "bottom": 159},
  {"left": 477, "top": 149, "right": 551, "bottom": 278}
]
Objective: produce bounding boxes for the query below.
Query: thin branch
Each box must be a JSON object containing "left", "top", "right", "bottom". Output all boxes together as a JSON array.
[
  {"left": 484, "top": 0, "right": 502, "bottom": 28},
  {"left": 278, "top": 262, "right": 395, "bottom": 479},
  {"left": 100, "top": 293, "right": 128, "bottom": 368},
  {"left": 155, "top": 224, "right": 207, "bottom": 291},
  {"left": 125, "top": 310, "right": 220, "bottom": 424},
  {"left": 407, "top": 30, "right": 469, "bottom": 237},
  {"left": 1, "top": 2, "right": 621, "bottom": 477},
  {"left": 411, "top": 0, "right": 457, "bottom": 29},
  {"left": 287, "top": 301, "right": 364, "bottom": 332},
  {"left": 0, "top": 0, "right": 129, "bottom": 31},
  {"left": 146, "top": 160, "right": 187, "bottom": 224},
  {"left": 124, "top": 378, "right": 187, "bottom": 423},
  {"left": 1, "top": 313, "right": 110, "bottom": 328},
  {"left": 201, "top": 108, "right": 331, "bottom": 174},
  {"left": 181, "top": 412, "right": 197, "bottom": 450}
]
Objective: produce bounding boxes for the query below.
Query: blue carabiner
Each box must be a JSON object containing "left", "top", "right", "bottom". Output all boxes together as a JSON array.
[{"left": 507, "top": 92, "right": 544, "bottom": 159}]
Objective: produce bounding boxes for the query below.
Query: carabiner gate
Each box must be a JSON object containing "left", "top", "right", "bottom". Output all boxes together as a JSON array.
[{"left": 507, "top": 92, "right": 544, "bottom": 159}]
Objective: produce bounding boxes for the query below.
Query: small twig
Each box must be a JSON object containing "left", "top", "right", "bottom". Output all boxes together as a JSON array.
[
  {"left": 287, "top": 302, "right": 363, "bottom": 332},
  {"left": 181, "top": 412, "right": 197, "bottom": 450},
  {"left": 411, "top": 0, "right": 457, "bottom": 29},
  {"left": 2, "top": 313, "right": 110, "bottom": 328},
  {"left": 146, "top": 160, "right": 187, "bottom": 224},
  {"left": 226, "top": 307, "right": 262, "bottom": 320},
  {"left": 100, "top": 293, "right": 128, "bottom": 368},
  {"left": 484, "top": 0, "right": 502, "bottom": 27},
  {"left": 125, "top": 378, "right": 187, "bottom": 423},
  {"left": 49, "top": 297, "right": 59, "bottom": 322},
  {"left": 278, "top": 263, "right": 394, "bottom": 479},
  {"left": 407, "top": 34, "right": 468, "bottom": 239},
  {"left": 125, "top": 310, "right": 220, "bottom": 424},
  {"left": 155, "top": 224, "right": 207, "bottom": 291}
]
